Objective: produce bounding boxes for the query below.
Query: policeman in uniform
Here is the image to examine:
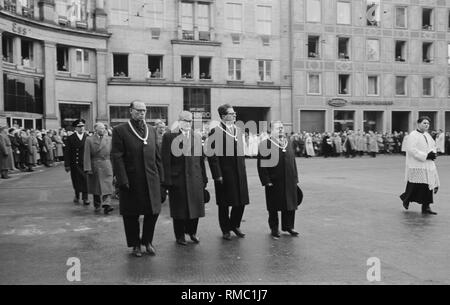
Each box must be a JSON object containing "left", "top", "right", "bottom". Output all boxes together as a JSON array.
[{"left": 64, "top": 119, "right": 89, "bottom": 205}]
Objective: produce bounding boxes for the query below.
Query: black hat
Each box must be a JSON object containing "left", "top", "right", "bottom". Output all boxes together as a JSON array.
[
  {"left": 297, "top": 186, "right": 303, "bottom": 206},
  {"left": 72, "top": 119, "right": 86, "bottom": 128},
  {"left": 203, "top": 189, "right": 210, "bottom": 204}
]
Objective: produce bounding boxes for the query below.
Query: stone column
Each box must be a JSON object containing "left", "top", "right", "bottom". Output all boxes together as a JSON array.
[
  {"left": 13, "top": 37, "right": 22, "bottom": 65},
  {"left": 96, "top": 49, "right": 108, "bottom": 123},
  {"left": 0, "top": 31, "right": 5, "bottom": 127},
  {"left": 94, "top": 0, "right": 107, "bottom": 32},
  {"left": 43, "top": 41, "right": 58, "bottom": 130},
  {"left": 38, "top": 0, "right": 55, "bottom": 23}
]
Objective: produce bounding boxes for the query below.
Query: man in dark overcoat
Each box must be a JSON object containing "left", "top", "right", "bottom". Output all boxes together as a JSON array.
[
  {"left": 84, "top": 122, "right": 114, "bottom": 215},
  {"left": 64, "top": 119, "right": 89, "bottom": 205},
  {"left": 206, "top": 104, "right": 249, "bottom": 240},
  {"left": 111, "top": 101, "right": 163, "bottom": 257},
  {"left": 257, "top": 121, "right": 300, "bottom": 239},
  {"left": 162, "top": 111, "right": 208, "bottom": 245}
]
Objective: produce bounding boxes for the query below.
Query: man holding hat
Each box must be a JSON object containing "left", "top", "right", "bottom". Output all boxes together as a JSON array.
[
  {"left": 64, "top": 119, "right": 90, "bottom": 205},
  {"left": 161, "top": 111, "right": 208, "bottom": 245},
  {"left": 257, "top": 121, "right": 301, "bottom": 239}
]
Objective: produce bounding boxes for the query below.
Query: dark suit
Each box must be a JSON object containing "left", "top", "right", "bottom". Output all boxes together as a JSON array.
[
  {"left": 64, "top": 133, "right": 88, "bottom": 200},
  {"left": 111, "top": 121, "right": 163, "bottom": 247},
  {"left": 206, "top": 123, "right": 249, "bottom": 234},
  {"left": 257, "top": 138, "right": 299, "bottom": 231},
  {"left": 162, "top": 130, "right": 207, "bottom": 240}
]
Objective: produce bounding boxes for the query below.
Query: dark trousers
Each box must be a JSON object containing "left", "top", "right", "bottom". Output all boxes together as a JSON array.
[
  {"left": 122, "top": 214, "right": 159, "bottom": 247},
  {"left": 268, "top": 210, "right": 295, "bottom": 231},
  {"left": 218, "top": 205, "right": 245, "bottom": 234},
  {"left": 173, "top": 218, "right": 199, "bottom": 240},
  {"left": 75, "top": 191, "right": 88, "bottom": 201},
  {"left": 93, "top": 194, "right": 111, "bottom": 208}
]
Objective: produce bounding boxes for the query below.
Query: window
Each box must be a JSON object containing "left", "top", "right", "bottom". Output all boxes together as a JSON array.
[
  {"left": 228, "top": 59, "right": 242, "bottom": 81},
  {"left": 366, "top": 0, "right": 380, "bottom": 26},
  {"left": 334, "top": 110, "right": 354, "bottom": 132},
  {"left": 20, "top": 0, "right": 34, "bottom": 18},
  {"left": 422, "top": 42, "right": 433, "bottom": 63},
  {"left": 448, "top": 43, "right": 450, "bottom": 64},
  {"left": 3, "top": 74, "right": 43, "bottom": 114},
  {"left": 422, "top": 8, "right": 433, "bottom": 30},
  {"left": 258, "top": 60, "right": 272, "bottom": 82},
  {"left": 256, "top": 5, "right": 271, "bottom": 35},
  {"left": 200, "top": 57, "right": 212, "bottom": 79},
  {"left": 57, "top": 46, "right": 69, "bottom": 71},
  {"left": 395, "top": 76, "right": 407, "bottom": 96},
  {"left": 113, "top": 54, "right": 128, "bottom": 77},
  {"left": 366, "top": 39, "right": 380, "bottom": 61},
  {"left": 181, "top": 57, "right": 193, "bottom": 79},
  {"left": 338, "top": 37, "right": 350, "bottom": 60},
  {"left": 395, "top": 7, "right": 407, "bottom": 28},
  {"left": 337, "top": 1, "right": 351, "bottom": 25},
  {"left": 110, "top": 105, "right": 168, "bottom": 127},
  {"left": 338, "top": 74, "right": 350, "bottom": 95},
  {"left": 308, "top": 36, "right": 320, "bottom": 58},
  {"left": 75, "top": 49, "right": 89, "bottom": 74},
  {"left": 183, "top": 88, "right": 211, "bottom": 121},
  {"left": 448, "top": 77, "right": 450, "bottom": 96},
  {"left": 147, "top": 55, "right": 163, "bottom": 78},
  {"left": 448, "top": 10, "right": 450, "bottom": 30},
  {"left": 110, "top": 0, "right": 129, "bottom": 25},
  {"left": 55, "top": 0, "right": 67, "bottom": 18},
  {"left": 21, "top": 40, "right": 34, "bottom": 67},
  {"left": 2, "top": 35, "right": 13, "bottom": 63},
  {"left": 307, "top": 73, "right": 321, "bottom": 95},
  {"left": 198, "top": 3, "right": 210, "bottom": 40},
  {"left": 306, "top": 0, "right": 321, "bottom": 23},
  {"left": 367, "top": 75, "right": 379, "bottom": 96},
  {"left": 181, "top": 2, "right": 194, "bottom": 39},
  {"left": 67, "top": 0, "right": 87, "bottom": 24},
  {"left": 226, "top": 3, "right": 243, "bottom": 33},
  {"left": 422, "top": 77, "right": 433, "bottom": 96},
  {"left": 395, "top": 41, "right": 406, "bottom": 62},
  {"left": 144, "top": 0, "right": 164, "bottom": 28},
  {"left": 4, "top": 0, "right": 17, "bottom": 13}
]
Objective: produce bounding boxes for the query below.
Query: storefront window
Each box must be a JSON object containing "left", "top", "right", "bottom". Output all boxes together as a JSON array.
[
  {"left": 3, "top": 74, "right": 43, "bottom": 114},
  {"left": 183, "top": 88, "right": 211, "bottom": 121},
  {"left": 334, "top": 110, "right": 354, "bottom": 132}
]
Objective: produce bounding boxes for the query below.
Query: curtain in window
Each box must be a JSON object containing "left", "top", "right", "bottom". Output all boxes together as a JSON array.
[
  {"left": 309, "top": 74, "right": 320, "bottom": 93},
  {"left": 337, "top": 2, "right": 351, "bottom": 24},
  {"left": 366, "top": 39, "right": 380, "bottom": 61}
]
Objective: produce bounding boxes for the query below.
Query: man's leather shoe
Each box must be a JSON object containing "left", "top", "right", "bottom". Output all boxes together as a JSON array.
[
  {"left": 232, "top": 228, "right": 245, "bottom": 238},
  {"left": 145, "top": 244, "right": 156, "bottom": 255},
  {"left": 176, "top": 238, "right": 187, "bottom": 246},
  {"left": 103, "top": 206, "right": 114, "bottom": 215},
  {"left": 94, "top": 206, "right": 102, "bottom": 213},
  {"left": 132, "top": 246, "right": 142, "bottom": 257},
  {"left": 73, "top": 197, "right": 80, "bottom": 204},
  {"left": 271, "top": 229, "right": 281, "bottom": 239},
  {"left": 286, "top": 229, "right": 299, "bottom": 236},
  {"left": 189, "top": 234, "right": 200, "bottom": 244},
  {"left": 222, "top": 232, "right": 232, "bottom": 240},
  {"left": 83, "top": 200, "right": 91, "bottom": 206},
  {"left": 423, "top": 209, "right": 437, "bottom": 215}
]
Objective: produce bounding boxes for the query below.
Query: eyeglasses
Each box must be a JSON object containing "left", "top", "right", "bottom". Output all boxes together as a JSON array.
[
  {"left": 226, "top": 112, "right": 237, "bottom": 116},
  {"left": 132, "top": 108, "right": 147, "bottom": 113},
  {"left": 181, "top": 119, "right": 192, "bottom": 123}
]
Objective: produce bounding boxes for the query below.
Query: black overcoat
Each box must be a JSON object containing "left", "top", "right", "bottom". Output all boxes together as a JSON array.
[
  {"left": 257, "top": 139, "right": 299, "bottom": 212},
  {"left": 162, "top": 130, "right": 207, "bottom": 219},
  {"left": 111, "top": 123, "right": 163, "bottom": 216},
  {"left": 64, "top": 133, "right": 88, "bottom": 193},
  {"left": 206, "top": 123, "right": 249, "bottom": 207}
]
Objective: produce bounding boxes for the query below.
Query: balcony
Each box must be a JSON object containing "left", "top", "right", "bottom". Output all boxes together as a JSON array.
[{"left": 338, "top": 53, "right": 350, "bottom": 60}]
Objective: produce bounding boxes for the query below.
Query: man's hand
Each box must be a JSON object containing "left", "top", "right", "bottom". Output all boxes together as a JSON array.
[
  {"left": 216, "top": 177, "right": 224, "bottom": 184},
  {"left": 434, "top": 187, "right": 439, "bottom": 194},
  {"left": 65, "top": 167, "right": 71, "bottom": 173},
  {"left": 265, "top": 183, "right": 274, "bottom": 187}
]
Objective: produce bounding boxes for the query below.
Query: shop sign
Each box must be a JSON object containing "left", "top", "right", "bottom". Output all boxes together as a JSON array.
[{"left": 328, "top": 98, "right": 348, "bottom": 107}]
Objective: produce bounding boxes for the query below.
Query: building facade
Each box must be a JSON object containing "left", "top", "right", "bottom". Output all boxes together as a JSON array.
[
  {"left": 1, "top": 0, "right": 450, "bottom": 133},
  {"left": 292, "top": 0, "right": 450, "bottom": 133}
]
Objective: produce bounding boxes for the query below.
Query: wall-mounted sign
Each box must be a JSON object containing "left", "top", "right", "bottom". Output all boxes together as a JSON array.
[
  {"left": 351, "top": 101, "right": 394, "bottom": 106},
  {"left": 328, "top": 98, "right": 348, "bottom": 107},
  {"left": 12, "top": 22, "right": 30, "bottom": 36}
]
